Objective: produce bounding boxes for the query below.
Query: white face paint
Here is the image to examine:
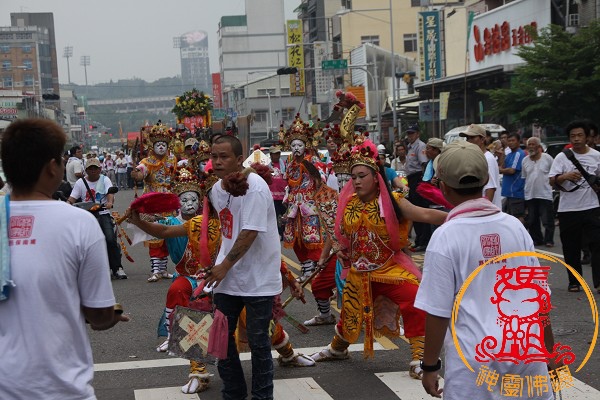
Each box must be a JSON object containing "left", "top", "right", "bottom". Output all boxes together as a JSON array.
[
  {"left": 179, "top": 191, "right": 200, "bottom": 215},
  {"left": 154, "top": 141, "right": 168, "bottom": 156},
  {"left": 291, "top": 139, "right": 306, "bottom": 158},
  {"left": 199, "top": 160, "right": 207, "bottom": 172}
]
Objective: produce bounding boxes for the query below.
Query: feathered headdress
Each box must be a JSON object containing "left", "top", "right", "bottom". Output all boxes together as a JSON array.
[{"left": 278, "top": 114, "right": 322, "bottom": 151}]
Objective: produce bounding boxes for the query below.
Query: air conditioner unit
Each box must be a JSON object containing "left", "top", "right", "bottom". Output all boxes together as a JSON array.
[{"left": 566, "top": 26, "right": 578, "bottom": 34}]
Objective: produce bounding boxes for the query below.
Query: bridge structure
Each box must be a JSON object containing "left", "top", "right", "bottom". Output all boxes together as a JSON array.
[{"left": 87, "top": 96, "right": 175, "bottom": 114}]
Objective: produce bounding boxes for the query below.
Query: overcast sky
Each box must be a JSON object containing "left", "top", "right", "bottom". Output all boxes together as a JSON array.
[{"left": 0, "top": 0, "right": 299, "bottom": 85}]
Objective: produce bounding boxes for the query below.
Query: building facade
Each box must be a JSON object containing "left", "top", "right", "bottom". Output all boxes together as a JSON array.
[
  {"left": 174, "top": 30, "right": 211, "bottom": 93},
  {"left": 218, "top": 0, "right": 287, "bottom": 100}
]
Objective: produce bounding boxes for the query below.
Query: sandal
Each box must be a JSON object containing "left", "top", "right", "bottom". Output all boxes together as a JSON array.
[
  {"left": 310, "top": 347, "right": 349, "bottom": 362},
  {"left": 147, "top": 273, "right": 161, "bottom": 283},
  {"left": 304, "top": 314, "right": 336, "bottom": 326},
  {"left": 278, "top": 353, "right": 316, "bottom": 367},
  {"left": 409, "top": 361, "right": 424, "bottom": 380},
  {"left": 568, "top": 284, "right": 581, "bottom": 293},
  {"left": 181, "top": 376, "right": 210, "bottom": 394}
]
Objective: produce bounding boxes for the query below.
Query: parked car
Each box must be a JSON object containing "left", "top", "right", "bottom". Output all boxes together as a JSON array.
[
  {"left": 443, "top": 124, "right": 506, "bottom": 145},
  {"left": 544, "top": 140, "right": 570, "bottom": 158}
]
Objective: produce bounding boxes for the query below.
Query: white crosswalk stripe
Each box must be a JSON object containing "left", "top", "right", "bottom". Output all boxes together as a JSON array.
[
  {"left": 376, "top": 371, "right": 443, "bottom": 399},
  {"left": 134, "top": 386, "right": 199, "bottom": 399}
]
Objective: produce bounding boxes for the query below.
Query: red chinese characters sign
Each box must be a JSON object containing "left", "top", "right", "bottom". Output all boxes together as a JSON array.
[
  {"left": 212, "top": 73, "right": 222, "bottom": 109},
  {"left": 473, "top": 21, "right": 538, "bottom": 63},
  {"left": 181, "top": 116, "right": 205, "bottom": 131}
]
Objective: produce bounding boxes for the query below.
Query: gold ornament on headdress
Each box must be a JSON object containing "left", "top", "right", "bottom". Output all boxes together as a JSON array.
[
  {"left": 326, "top": 92, "right": 364, "bottom": 175},
  {"left": 349, "top": 136, "right": 379, "bottom": 172},
  {"left": 171, "top": 165, "right": 202, "bottom": 196},
  {"left": 278, "top": 114, "right": 322, "bottom": 151},
  {"left": 145, "top": 121, "right": 174, "bottom": 145},
  {"left": 196, "top": 140, "right": 211, "bottom": 162}
]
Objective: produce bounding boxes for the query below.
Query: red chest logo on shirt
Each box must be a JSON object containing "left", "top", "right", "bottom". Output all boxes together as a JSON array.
[
  {"left": 9, "top": 216, "right": 34, "bottom": 238},
  {"left": 480, "top": 234, "right": 501, "bottom": 259},
  {"left": 219, "top": 208, "right": 233, "bottom": 239}
]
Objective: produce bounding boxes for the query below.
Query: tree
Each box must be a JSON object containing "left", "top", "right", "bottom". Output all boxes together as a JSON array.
[{"left": 480, "top": 22, "right": 600, "bottom": 127}]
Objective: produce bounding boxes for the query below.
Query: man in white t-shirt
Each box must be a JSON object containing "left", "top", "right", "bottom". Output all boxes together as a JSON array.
[
  {"left": 460, "top": 124, "right": 502, "bottom": 208},
  {"left": 205, "top": 135, "right": 282, "bottom": 400},
  {"left": 415, "top": 141, "right": 554, "bottom": 400},
  {"left": 522, "top": 137, "right": 555, "bottom": 247},
  {"left": 549, "top": 120, "right": 600, "bottom": 293},
  {"left": 66, "top": 145, "right": 84, "bottom": 188},
  {"left": 68, "top": 159, "right": 127, "bottom": 280},
  {"left": 0, "top": 118, "right": 128, "bottom": 400}
]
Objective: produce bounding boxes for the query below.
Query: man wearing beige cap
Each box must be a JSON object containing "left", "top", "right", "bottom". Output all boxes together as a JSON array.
[
  {"left": 415, "top": 141, "right": 554, "bottom": 399},
  {"left": 423, "top": 138, "right": 443, "bottom": 183},
  {"left": 459, "top": 124, "right": 502, "bottom": 208}
]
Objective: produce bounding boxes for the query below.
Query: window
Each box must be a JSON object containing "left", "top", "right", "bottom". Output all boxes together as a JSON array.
[
  {"left": 280, "top": 88, "right": 290, "bottom": 96},
  {"left": 23, "top": 74, "right": 34, "bottom": 86},
  {"left": 404, "top": 33, "right": 418, "bottom": 53},
  {"left": 23, "top": 60, "right": 32, "bottom": 70},
  {"left": 281, "top": 108, "right": 296, "bottom": 121},
  {"left": 411, "top": 0, "right": 422, "bottom": 7},
  {"left": 257, "top": 88, "right": 276, "bottom": 97},
  {"left": 0, "top": 45, "right": 10, "bottom": 54},
  {"left": 360, "top": 35, "right": 380, "bottom": 46},
  {"left": 2, "top": 61, "right": 11, "bottom": 71},
  {"left": 253, "top": 110, "right": 268, "bottom": 122},
  {"left": 2, "top": 76, "right": 13, "bottom": 88},
  {"left": 0, "top": 33, "right": 13, "bottom": 40},
  {"left": 15, "top": 32, "right": 32, "bottom": 39},
  {"left": 22, "top": 45, "right": 31, "bottom": 53}
]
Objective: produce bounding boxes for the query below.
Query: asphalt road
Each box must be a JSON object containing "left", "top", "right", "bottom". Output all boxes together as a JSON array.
[{"left": 89, "top": 188, "right": 600, "bottom": 400}]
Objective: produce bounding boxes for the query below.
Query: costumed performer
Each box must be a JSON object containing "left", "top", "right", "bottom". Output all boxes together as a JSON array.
[
  {"left": 280, "top": 115, "right": 328, "bottom": 282},
  {"left": 130, "top": 121, "right": 178, "bottom": 282},
  {"left": 310, "top": 138, "right": 447, "bottom": 380}
]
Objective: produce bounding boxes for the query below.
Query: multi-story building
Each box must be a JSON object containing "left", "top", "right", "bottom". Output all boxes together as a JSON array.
[
  {"left": 174, "top": 30, "right": 211, "bottom": 92},
  {"left": 10, "top": 12, "right": 59, "bottom": 95},
  {"left": 218, "top": 0, "right": 287, "bottom": 106}
]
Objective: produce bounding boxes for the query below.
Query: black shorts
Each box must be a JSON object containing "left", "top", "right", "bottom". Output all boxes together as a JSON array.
[{"left": 506, "top": 197, "right": 526, "bottom": 218}]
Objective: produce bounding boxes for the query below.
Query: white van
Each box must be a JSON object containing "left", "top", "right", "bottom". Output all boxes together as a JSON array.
[{"left": 444, "top": 124, "right": 506, "bottom": 145}]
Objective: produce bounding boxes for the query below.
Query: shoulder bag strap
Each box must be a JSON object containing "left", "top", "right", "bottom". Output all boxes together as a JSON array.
[{"left": 82, "top": 178, "right": 96, "bottom": 203}]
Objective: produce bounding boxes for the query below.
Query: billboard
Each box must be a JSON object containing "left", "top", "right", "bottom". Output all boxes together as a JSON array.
[
  {"left": 286, "top": 20, "right": 305, "bottom": 96},
  {"left": 212, "top": 73, "right": 222, "bottom": 109},
  {"left": 468, "top": 0, "right": 551, "bottom": 71},
  {"left": 418, "top": 10, "right": 444, "bottom": 81}
]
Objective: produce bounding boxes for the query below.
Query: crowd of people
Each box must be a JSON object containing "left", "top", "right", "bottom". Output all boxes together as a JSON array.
[{"left": 1, "top": 113, "right": 598, "bottom": 400}]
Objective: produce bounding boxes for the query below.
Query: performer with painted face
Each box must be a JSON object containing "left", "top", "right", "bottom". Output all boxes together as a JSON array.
[
  {"left": 127, "top": 164, "right": 220, "bottom": 393},
  {"left": 279, "top": 115, "right": 328, "bottom": 282},
  {"left": 131, "top": 122, "right": 178, "bottom": 282},
  {"left": 310, "top": 137, "right": 447, "bottom": 380}
]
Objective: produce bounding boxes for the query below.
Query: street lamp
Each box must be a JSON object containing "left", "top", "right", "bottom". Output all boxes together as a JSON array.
[
  {"left": 63, "top": 46, "right": 73, "bottom": 84},
  {"left": 336, "top": 4, "right": 398, "bottom": 141}
]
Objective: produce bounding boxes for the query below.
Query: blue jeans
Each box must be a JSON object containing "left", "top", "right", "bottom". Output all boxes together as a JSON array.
[{"left": 213, "top": 294, "right": 274, "bottom": 400}]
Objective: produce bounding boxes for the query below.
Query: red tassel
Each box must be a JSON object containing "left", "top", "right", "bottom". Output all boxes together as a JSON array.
[{"left": 130, "top": 192, "right": 181, "bottom": 214}]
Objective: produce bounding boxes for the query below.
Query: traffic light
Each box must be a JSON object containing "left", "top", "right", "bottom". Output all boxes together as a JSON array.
[
  {"left": 277, "top": 67, "right": 298, "bottom": 75},
  {"left": 42, "top": 94, "right": 60, "bottom": 100},
  {"left": 89, "top": 125, "right": 97, "bottom": 130}
]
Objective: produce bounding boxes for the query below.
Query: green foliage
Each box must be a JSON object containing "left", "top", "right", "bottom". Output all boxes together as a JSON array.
[{"left": 480, "top": 22, "right": 600, "bottom": 126}]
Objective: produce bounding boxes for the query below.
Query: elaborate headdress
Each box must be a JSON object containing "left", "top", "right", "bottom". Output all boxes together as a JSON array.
[
  {"left": 172, "top": 165, "right": 202, "bottom": 196},
  {"left": 147, "top": 120, "right": 174, "bottom": 145},
  {"left": 326, "top": 91, "right": 365, "bottom": 175},
  {"left": 349, "top": 137, "right": 380, "bottom": 172},
  {"left": 195, "top": 140, "right": 211, "bottom": 162},
  {"left": 278, "top": 114, "right": 322, "bottom": 151}
]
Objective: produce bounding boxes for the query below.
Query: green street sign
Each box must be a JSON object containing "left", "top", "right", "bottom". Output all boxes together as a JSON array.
[
  {"left": 321, "top": 59, "right": 348, "bottom": 70},
  {"left": 212, "top": 108, "right": 227, "bottom": 120}
]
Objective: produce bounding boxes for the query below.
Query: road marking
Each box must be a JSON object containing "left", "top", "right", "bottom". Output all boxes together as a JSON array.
[
  {"left": 283, "top": 255, "right": 400, "bottom": 350},
  {"left": 536, "top": 249, "right": 564, "bottom": 259},
  {"left": 134, "top": 386, "right": 198, "bottom": 399},
  {"left": 376, "top": 371, "right": 443, "bottom": 399},
  {"left": 273, "top": 377, "right": 333, "bottom": 400},
  {"left": 94, "top": 343, "right": 387, "bottom": 372}
]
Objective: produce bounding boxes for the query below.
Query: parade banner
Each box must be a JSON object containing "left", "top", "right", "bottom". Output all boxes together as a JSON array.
[{"left": 286, "top": 20, "right": 305, "bottom": 96}]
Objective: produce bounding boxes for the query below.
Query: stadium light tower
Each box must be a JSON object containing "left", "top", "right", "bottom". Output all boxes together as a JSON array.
[{"left": 63, "top": 46, "right": 73, "bottom": 84}]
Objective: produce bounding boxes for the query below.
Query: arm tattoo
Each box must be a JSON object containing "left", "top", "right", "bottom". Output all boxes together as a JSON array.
[{"left": 225, "top": 230, "right": 257, "bottom": 264}]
